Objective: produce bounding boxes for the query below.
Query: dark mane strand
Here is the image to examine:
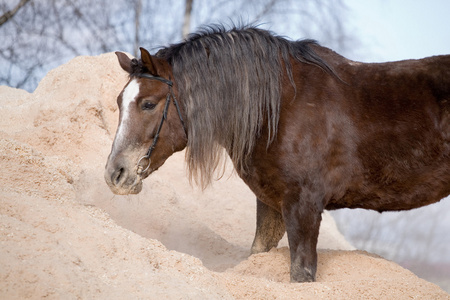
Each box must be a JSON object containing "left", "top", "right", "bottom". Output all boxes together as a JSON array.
[{"left": 155, "top": 24, "right": 336, "bottom": 187}]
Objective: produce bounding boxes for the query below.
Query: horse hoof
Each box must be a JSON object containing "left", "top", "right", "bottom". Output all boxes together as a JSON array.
[{"left": 290, "top": 267, "right": 315, "bottom": 283}]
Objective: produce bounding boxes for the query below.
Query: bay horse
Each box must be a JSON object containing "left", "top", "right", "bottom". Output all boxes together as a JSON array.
[{"left": 104, "top": 25, "right": 450, "bottom": 282}]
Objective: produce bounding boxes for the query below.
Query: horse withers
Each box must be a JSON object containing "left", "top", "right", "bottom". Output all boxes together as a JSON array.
[{"left": 104, "top": 26, "right": 450, "bottom": 283}]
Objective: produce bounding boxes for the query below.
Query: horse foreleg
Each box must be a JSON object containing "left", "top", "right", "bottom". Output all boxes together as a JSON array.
[
  {"left": 282, "top": 195, "right": 322, "bottom": 282},
  {"left": 250, "top": 198, "right": 285, "bottom": 254}
]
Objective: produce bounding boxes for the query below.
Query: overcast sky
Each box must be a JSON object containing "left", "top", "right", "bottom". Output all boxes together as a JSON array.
[{"left": 344, "top": 0, "right": 450, "bottom": 62}]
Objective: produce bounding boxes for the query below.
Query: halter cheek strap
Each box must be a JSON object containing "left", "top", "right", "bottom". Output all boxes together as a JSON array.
[{"left": 136, "top": 74, "right": 187, "bottom": 175}]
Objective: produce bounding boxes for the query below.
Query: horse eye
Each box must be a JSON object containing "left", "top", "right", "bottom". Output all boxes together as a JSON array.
[{"left": 142, "top": 102, "right": 156, "bottom": 110}]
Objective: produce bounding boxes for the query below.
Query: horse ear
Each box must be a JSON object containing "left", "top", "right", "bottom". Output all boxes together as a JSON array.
[
  {"left": 140, "top": 47, "right": 161, "bottom": 76},
  {"left": 115, "top": 52, "right": 133, "bottom": 74}
]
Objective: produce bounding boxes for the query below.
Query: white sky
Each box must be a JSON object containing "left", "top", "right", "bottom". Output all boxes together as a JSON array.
[{"left": 344, "top": 0, "right": 450, "bottom": 62}]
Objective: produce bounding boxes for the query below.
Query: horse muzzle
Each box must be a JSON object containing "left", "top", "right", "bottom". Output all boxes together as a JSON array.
[{"left": 104, "top": 163, "right": 144, "bottom": 195}]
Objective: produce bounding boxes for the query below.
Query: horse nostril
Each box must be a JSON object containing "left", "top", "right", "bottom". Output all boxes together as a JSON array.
[{"left": 112, "top": 168, "right": 125, "bottom": 186}]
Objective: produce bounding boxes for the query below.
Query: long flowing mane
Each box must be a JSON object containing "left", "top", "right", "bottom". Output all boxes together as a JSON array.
[{"left": 155, "top": 25, "right": 334, "bottom": 186}]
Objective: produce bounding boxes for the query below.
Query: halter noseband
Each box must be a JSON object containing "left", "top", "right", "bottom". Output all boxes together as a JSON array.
[{"left": 136, "top": 73, "right": 187, "bottom": 175}]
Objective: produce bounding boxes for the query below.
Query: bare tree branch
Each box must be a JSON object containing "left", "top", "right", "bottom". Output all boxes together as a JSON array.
[
  {"left": 253, "top": 0, "right": 279, "bottom": 22},
  {"left": 0, "top": 0, "right": 30, "bottom": 27},
  {"left": 0, "top": 0, "right": 356, "bottom": 92}
]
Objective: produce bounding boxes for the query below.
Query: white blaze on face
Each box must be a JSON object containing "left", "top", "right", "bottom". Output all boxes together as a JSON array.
[{"left": 112, "top": 79, "right": 140, "bottom": 153}]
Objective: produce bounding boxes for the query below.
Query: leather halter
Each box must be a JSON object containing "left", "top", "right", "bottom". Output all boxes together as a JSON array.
[{"left": 135, "top": 73, "right": 187, "bottom": 175}]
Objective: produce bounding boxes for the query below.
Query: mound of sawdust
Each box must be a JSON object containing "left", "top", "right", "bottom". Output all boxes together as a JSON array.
[{"left": 0, "top": 53, "right": 448, "bottom": 299}]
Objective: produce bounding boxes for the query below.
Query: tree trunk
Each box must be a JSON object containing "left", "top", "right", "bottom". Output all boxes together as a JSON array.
[
  {"left": 182, "top": 0, "right": 193, "bottom": 39},
  {"left": 134, "top": 0, "right": 142, "bottom": 57}
]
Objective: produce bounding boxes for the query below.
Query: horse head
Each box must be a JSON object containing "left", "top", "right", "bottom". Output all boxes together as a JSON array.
[{"left": 104, "top": 48, "right": 187, "bottom": 195}]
